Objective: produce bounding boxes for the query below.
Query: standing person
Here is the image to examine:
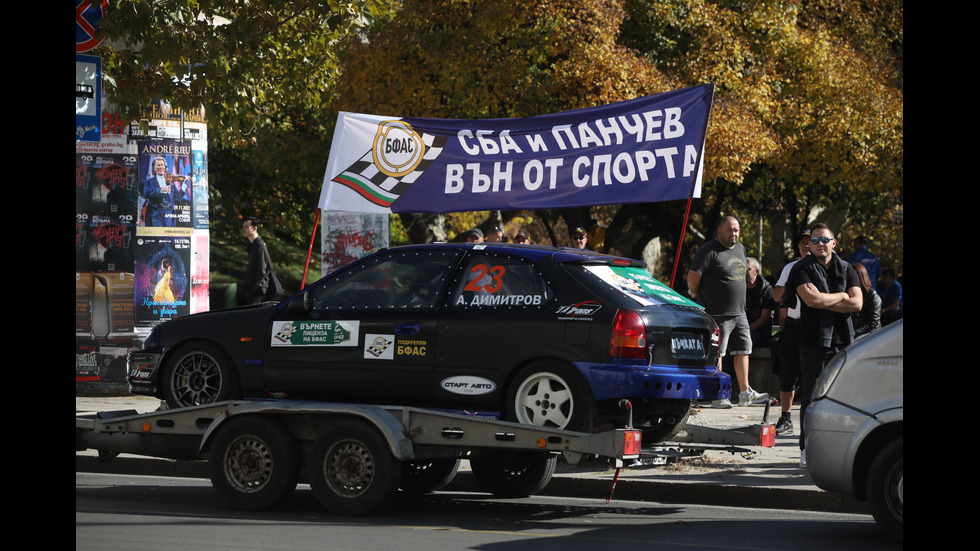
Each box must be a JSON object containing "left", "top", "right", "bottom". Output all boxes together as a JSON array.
[
  {"left": 688, "top": 216, "right": 769, "bottom": 408},
  {"left": 243, "top": 216, "right": 272, "bottom": 305},
  {"left": 851, "top": 263, "right": 882, "bottom": 338},
  {"left": 142, "top": 156, "right": 174, "bottom": 227},
  {"left": 745, "top": 256, "right": 776, "bottom": 346},
  {"left": 785, "top": 223, "right": 862, "bottom": 466},
  {"left": 485, "top": 226, "right": 504, "bottom": 243},
  {"left": 847, "top": 236, "right": 881, "bottom": 287},
  {"left": 571, "top": 227, "right": 591, "bottom": 250},
  {"left": 466, "top": 228, "right": 484, "bottom": 243},
  {"left": 586, "top": 219, "right": 606, "bottom": 253},
  {"left": 878, "top": 268, "right": 903, "bottom": 325},
  {"left": 514, "top": 231, "right": 531, "bottom": 244},
  {"left": 771, "top": 230, "right": 810, "bottom": 435}
]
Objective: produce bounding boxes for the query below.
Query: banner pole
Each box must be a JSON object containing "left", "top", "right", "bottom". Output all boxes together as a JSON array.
[
  {"left": 301, "top": 209, "right": 321, "bottom": 289},
  {"left": 669, "top": 197, "right": 694, "bottom": 288}
]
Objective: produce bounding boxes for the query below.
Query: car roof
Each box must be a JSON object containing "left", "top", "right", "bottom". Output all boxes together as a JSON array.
[{"left": 384, "top": 242, "right": 645, "bottom": 267}]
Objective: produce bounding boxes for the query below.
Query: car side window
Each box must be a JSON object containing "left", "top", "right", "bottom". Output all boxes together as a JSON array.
[
  {"left": 310, "top": 250, "right": 460, "bottom": 310},
  {"left": 448, "top": 252, "right": 552, "bottom": 309}
]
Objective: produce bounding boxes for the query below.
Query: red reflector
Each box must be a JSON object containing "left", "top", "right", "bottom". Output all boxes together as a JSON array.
[
  {"left": 622, "top": 430, "right": 642, "bottom": 457},
  {"left": 759, "top": 424, "right": 775, "bottom": 447},
  {"left": 612, "top": 259, "right": 631, "bottom": 266}
]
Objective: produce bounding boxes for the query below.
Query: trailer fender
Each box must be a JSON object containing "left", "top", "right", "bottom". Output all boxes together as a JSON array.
[{"left": 199, "top": 402, "right": 415, "bottom": 461}]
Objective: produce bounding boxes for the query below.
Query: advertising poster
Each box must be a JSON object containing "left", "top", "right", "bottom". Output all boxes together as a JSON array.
[
  {"left": 137, "top": 139, "right": 194, "bottom": 229},
  {"left": 83, "top": 214, "right": 135, "bottom": 273},
  {"left": 75, "top": 340, "right": 135, "bottom": 384},
  {"left": 134, "top": 235, "right": 192, "bottom": 327},
  {"left": 75, "top": 152, "right": 140, "bottom": 218},
  {"left": 76, "top": 272, "right": 93, "bottom": 336},
  {"left": 192, "top": 148, "right": 209, "bottom": 229},
  {"left": 74, "top": 100, "right": 212, "bottom": 390},
  {"left": 75, "top": 341, "right": 99, "bottom": 381},
  {"left": 321, "top": 211, "right": 389, "bottom": 277},
  {"left": 190, "top": 231, "right": 210, "bottom": 314},
  {"left": 89, "top": 272, "right": 137, "bottom": 338}
]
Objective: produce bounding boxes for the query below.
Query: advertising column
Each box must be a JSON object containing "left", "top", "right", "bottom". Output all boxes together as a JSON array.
[{"left": 76, "top": 99, "right": 210, "bottom": 391}]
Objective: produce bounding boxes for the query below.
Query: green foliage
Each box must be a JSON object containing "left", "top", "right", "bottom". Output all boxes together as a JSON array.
[
  {"left": 330, "top": 0, "right": 902, "bottom": 275},
  {"left": 97, "top": 0, "right": 393, "bottom": 148},
  {"left": 96, "top": 0, "right": 397, "bottom": 281},
  {"left": 620, "top": 0, "right": 903, "bottom": 273},
  {"left": 97, "top": 0, "right": 902, "bottom": 284}
]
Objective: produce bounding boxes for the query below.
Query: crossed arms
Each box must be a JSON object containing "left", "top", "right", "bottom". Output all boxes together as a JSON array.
[{"left": 796, "top": 282, "right": 863, "bottom": 314}]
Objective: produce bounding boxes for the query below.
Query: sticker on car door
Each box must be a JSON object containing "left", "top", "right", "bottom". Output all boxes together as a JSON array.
[{"left": 271, "top": 320, "right": 360, "bottom": 346}]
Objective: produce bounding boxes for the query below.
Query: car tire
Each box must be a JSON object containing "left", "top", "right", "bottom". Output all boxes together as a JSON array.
[
  {"left": 470, "top": 451, "right": 557, "bottom": 498},
  {"left": 867, "top": 437, "right": 903, "bottom": 543},
  {"left": 308, "top": 419, "right": 402, "bottom": 515},
  {"left": 400, "top": 459, "right": 461, "bottom": 495},
  {"left": 641, "top": 400, "right": 692, "bottom": 443},
  {"left": 163, "top": 342, "right": 240, "bottom": 409},
  {"left": 208, "top": 416, "right": 300, "bottom": 511},
  {"left": 506, "top": 361, "right": 594, "bottom": 432}
]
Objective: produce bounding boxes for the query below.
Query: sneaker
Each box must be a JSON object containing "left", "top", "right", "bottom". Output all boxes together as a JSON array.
[
  {"left": 738, "top": 388, "right": 770, "bottom": 406},
  {"left": 799, "top": 450, "right": 807, "bottom": 468},
  {"left": 775, "top": 416, "right": 794, "bottom": 435},
  {"left": 710, "top": 398, "right": 733, "bottom": 409}
]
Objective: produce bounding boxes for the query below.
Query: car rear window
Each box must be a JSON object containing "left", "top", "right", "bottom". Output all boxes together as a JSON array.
[{"left": 580, "top": 264, "right": 701, "bottom": 308}]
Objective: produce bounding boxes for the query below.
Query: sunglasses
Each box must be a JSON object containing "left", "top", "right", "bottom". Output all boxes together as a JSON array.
[{"left": 810, "top": 236, "right": 833, "bottom": 244}]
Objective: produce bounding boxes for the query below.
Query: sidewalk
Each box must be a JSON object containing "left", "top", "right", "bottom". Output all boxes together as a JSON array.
[{"left": 75, "top": 396, "right": 868, "bottom": 514}]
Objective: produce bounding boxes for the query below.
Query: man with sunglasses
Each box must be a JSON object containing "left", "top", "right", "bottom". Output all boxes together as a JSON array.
[
  {"left": 784, "top": 223, "right": 862, "bottom": 466},
  {"left": 571, "top": 227, "right": 591, "bottom": 250}
]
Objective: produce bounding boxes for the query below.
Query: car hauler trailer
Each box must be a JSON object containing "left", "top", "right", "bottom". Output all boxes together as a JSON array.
[{"left": 76, "top": 400, "right": 642, "bottom": 515}]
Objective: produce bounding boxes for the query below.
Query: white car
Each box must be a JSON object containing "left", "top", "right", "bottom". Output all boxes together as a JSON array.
[{"left": 805, "top": 320, "right": 903, "bottom": 542}]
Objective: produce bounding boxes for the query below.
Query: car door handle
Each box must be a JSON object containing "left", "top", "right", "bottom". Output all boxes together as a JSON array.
[{"left": 395, "top": 323, "right": 421, "bottom": 335}]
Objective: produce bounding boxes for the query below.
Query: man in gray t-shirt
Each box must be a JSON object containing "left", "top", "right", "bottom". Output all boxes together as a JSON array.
[{"left": 688, "top": 216, "right": 768, "bottom": 407}]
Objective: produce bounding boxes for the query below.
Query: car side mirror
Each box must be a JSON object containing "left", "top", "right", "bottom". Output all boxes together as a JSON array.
[{"left": 285, "top": 291, "right": 309, "bottom": 314}]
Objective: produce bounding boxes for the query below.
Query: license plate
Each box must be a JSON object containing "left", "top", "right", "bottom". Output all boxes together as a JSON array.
[{"left": 671, "top": 333, "right": 705, "bottom": 355}]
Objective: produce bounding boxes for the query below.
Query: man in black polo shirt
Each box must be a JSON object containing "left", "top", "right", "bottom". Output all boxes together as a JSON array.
[{"left": 785, "top": 223, "right": 862, "bottom": 465}]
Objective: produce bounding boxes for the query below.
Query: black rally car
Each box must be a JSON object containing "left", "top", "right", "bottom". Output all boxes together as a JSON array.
[{"left": 129, "top": 243, "right": 731, "bottom": 440}]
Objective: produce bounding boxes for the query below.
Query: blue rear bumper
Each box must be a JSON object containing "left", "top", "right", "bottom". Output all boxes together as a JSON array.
[{"left": 574, "top": 361, "right": 732, "bottom": 401}]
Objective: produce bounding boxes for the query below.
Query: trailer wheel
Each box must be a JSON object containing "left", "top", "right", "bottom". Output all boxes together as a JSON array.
[
  {"left": 309, "top": 419, "right": 402, "bottom": 515},
  {"left": 470, "top": 451, "right": 557, "bottom": 498},
  {"left": 867, "top": 437, "right": 903, "bottom": 543},
  {"left": 641, "top": 400, "right": 692, "bottom": 443},
  {"left": 164, "top": 342, "right": 240, "bottom": 409},
  {"left": 401, "top": 459, "right": 460, "bottom": 495},
  {"left": 209, "top": 416, "right": 299, "bottom": 511}
]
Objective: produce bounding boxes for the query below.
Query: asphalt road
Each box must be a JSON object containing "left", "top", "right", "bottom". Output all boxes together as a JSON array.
[{"left": 77, "top": 472, "right": 896, "bottom": 551}]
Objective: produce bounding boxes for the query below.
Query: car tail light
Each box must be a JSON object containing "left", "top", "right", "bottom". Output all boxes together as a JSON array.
[{"left": 609, "top": 309, "right": 647, "bottom": 359}]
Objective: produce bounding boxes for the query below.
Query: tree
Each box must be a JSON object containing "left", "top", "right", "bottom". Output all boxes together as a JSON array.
[
  {"left": 97, "top": 0, "right": 392, "bottom": 148},
  {"left": 620, "top": 0, "right": 903, "bottom": 276},
  {"left": 93, "top": 0, "right": 399, "bottom": 287},
  {"left": 335, "top": 0, "right": 901, "bottom": 280},
  {"left": 333, "top": 0, "right": 699, "bottom": 251}
]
